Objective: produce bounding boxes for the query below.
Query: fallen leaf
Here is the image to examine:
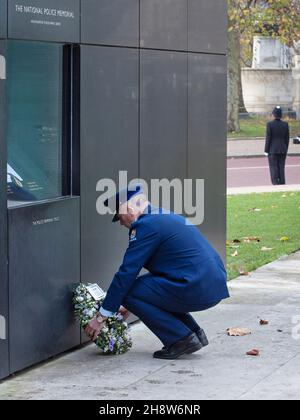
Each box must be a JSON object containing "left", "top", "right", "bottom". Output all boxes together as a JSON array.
[
  {"left": 243, "top": 236, "right": 261, "bottom": 243},
  {"left": 277, "top": 329, "right": 283, "bottom": 333},
  {"left": 227, "top": 327, "right": 251, "bottom": 337},
  {"left": 249, "top": 208, "right": 262, "bottom": 212},
  {"left": 239, "top": 270, "right": 251, "bottom": 276},
  {"left": 261, "top": 247, "right": 274, "bottom": 252},
  {"left": 260, "top": 319, "right": 269, "bottom": 326},
  {"left": 280, "top": 236, "right": 289, "bottom": 242},
  {"left": 246, "top": 349, "right": 260, "bottom": 356},
  {"left": 282, "top": 194, "right": 287, "bottom": 198},
  {"left": 231, "top": 250, "right": 238, "bottom": 257}
]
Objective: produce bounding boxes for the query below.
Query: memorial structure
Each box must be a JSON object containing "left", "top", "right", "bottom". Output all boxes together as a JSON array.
[{"left": 0, "top": 0, "right": 227, "bottom": 379}]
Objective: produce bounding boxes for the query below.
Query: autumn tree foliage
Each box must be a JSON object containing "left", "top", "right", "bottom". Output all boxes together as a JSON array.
[{"left": 227, "top": 0, "right": 300, "bottom": 133}]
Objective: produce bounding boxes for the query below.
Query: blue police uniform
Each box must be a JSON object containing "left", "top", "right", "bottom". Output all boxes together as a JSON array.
[{"left": 101, "top": 205, "right": 229, "bottom": 347}]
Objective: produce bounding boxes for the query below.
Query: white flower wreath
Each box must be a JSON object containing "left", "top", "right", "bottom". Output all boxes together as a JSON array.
[{"left": 73, "top": 284, "right": 132, "bottom": 355}]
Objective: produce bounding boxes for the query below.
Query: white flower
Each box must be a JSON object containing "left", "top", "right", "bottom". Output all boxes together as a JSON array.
[{"left": 74, "top": 283, "right": 132, "bottom": 355}]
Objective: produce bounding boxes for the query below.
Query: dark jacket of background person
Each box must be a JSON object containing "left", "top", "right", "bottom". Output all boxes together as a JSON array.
[{"left": 265, "top": 119, "right": 290, "bottom": 155}]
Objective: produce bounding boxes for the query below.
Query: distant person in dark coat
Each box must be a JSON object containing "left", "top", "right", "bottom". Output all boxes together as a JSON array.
[{"left": 265, "top": 106, "right": 290, "bottom": 185}]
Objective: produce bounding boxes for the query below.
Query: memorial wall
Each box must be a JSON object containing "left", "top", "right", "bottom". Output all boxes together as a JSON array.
[{"left": 0, "top": 0, "right": 227, "bottom": 378}]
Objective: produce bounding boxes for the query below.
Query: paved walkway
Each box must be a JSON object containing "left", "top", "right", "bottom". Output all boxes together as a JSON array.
[
  {"left": 228, "top": 184, "right": 300, "bottom": 195},
  {"left": 228, "top": 138, "right": 300, "bottom": 158},
  {"left": 0, "top": 252, "right": 300, "bottom": 400}
]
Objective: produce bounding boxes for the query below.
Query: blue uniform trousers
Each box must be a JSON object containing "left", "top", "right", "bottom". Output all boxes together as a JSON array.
[{"left": 123, "top": 273, "right": 220, "bottom": 347}]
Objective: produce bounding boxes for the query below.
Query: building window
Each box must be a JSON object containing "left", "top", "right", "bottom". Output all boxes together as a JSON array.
[{"left": 6, "top": 41, "right": 70, "bottom": 206}]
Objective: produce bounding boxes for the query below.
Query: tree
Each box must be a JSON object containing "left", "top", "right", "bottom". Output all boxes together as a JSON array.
[
  {"left": 227, "top": 27, "right": 241, "bottom": 132},
  {"left": 227, "top": 0, "right": 300, "bottom": 133}
]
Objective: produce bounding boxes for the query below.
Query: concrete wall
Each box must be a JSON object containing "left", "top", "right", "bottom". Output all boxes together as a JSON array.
[
  {"left": 0, "top": 0, "right": 228, "bottom": 378},
  {"left": 252, "top": 36, "right": 292, "bottom": 70},
  {"left": 293, "top": 53, "right": 300, "bottom": 119},
  {"left": 242, "top": 68, "right": 295, "bottom": 113}
]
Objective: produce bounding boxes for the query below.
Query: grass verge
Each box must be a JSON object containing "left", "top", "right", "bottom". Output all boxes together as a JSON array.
[
  {"left": 228, "top": 117, "right": 300, "bottom": 139},
  {"left": 227, "top": 191, "right": 300, "bottom": 280}
]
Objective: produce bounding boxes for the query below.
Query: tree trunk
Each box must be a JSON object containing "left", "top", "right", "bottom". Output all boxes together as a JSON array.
[
  {"left": 227, "top": 29, "right": 241, "bottom": 132},
  {"left": 238, "top": 65, "right": 248, "bottom": 114}
]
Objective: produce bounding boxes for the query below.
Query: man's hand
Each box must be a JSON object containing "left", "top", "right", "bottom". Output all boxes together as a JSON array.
[
  {"left": 118, "top": 306, "right": 131, "bottom": 321},
  {"left": 85, "top": 316, "right": 107, "bottom": 341}
]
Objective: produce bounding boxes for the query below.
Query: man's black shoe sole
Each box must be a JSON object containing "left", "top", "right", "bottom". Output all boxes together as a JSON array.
[
  {"left": 185, "top": 341, "right": 203, "bottom": 354},
  {"left": 196, "top": 330, "right": 209, "bottom": 347},
  {"left": 153, "top": 342, "right": 203, "bottom": 360},
  {"left": 199, "top": 336, "right": 209, "bottom": 347}
]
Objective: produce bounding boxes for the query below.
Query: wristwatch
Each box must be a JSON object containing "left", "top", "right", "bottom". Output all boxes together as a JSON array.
[{"left": 96, "top": 314, "right": 107, "bottom": 324}]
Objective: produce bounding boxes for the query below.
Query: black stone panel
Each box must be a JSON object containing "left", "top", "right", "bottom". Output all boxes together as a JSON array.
[
  {"left": 188, "top": 53, "right": 227, "bottom": 260},
  {"left": 8, "top": 198, "right": 81, "bottom": 373},
  {"left": 0, "top": 0, "right": 7, "bottom": 38},
  {"left": 140, "top": 0, "right": 187, "bottom": 51},
  {"left": 80, "top": 45, "right": 139, "bottom": 293},
  {"left": 188, "top": 0, "right": 227, "bottom": 54},
  {"left": 8, "top": 0, "right": 80, "bottom": 43},
  {"left": 81, "top": 0, "right": 139, "bottom": 47},
  {"left": 0, "top": 40, "right": 9, "bottom": 380},
  {"left": 140, "top": 49, "right": 187, "bottom": 205}
]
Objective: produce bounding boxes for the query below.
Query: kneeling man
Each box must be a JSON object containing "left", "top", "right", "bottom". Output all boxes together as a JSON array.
[{"left": 85, "top": 185, "right": 229, "bottom": 359}]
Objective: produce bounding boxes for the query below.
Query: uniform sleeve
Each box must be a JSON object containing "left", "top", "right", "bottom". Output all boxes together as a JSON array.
[
  {"left": 265, "top": 122, "right": 272, "bottom": 153},
  {"left": 99, "top": 307, "right": 116, "bottom": 317},
  {"left": 101, "top": 222, "right": 161, "bottom": 312}
]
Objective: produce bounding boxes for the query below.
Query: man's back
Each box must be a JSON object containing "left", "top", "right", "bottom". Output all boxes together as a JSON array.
[
  {"left": 139, "top": 210, "right": 221, "bottom": 277},
  {"left": 265, "top": 119, "right": 290, "bottom": 154},
  {"left": 131, "top": 209, "right": 229, "bottom": 306}
]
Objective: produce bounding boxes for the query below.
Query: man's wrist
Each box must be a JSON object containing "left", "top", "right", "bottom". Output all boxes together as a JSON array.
[{"left": 96, "top": 313, "right": 108, "bottom": 324}]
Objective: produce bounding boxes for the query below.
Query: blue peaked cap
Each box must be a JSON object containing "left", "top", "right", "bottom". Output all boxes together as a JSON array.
[{"left": 104, "top": 184, "right": 143, "bottom": 222}]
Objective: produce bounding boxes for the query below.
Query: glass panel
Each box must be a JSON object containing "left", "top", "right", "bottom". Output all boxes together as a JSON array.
[{"left": 6, "top": 41, "right": 65, "bottom": 206}]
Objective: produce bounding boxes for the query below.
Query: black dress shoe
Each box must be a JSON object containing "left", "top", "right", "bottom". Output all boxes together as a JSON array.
[
  {"left": 153, "top": 333, "right": 202, "bottom": 360},
  {"left": 195, "top": 328, "right": 209, "bottom": 347}
]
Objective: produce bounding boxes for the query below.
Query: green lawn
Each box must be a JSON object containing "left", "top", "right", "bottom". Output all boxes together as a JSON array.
[
  {"left": 228, "top": 117, "right": 300, "bottom": 139},
  {"left": 227, "top": 192, "right": 300, "bottom": 280}
]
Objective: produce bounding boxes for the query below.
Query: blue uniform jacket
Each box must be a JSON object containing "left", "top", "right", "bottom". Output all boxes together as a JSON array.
[{"left": 102, "top": 207, "right": 229, "bottom": 313}]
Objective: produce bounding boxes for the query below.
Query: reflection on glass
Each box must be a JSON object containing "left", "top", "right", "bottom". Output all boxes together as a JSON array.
[{"left": 6, "top": 41, "right": 64, "bottom": 205}]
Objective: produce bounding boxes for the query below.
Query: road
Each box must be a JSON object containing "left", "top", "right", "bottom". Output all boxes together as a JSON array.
[{"left": 227, "top": 156, "right": 300, "bottom": 188}]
